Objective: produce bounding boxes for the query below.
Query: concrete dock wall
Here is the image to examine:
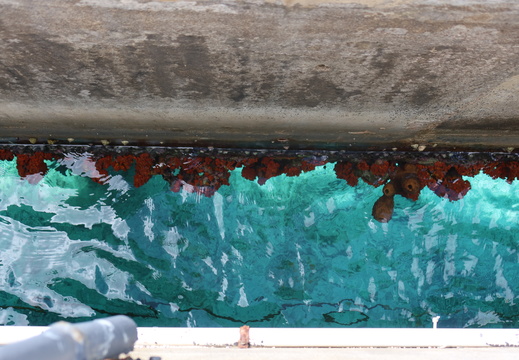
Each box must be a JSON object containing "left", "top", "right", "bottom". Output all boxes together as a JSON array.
[{"left": 0, "top": 0, "right": 518, "bottom": 150}]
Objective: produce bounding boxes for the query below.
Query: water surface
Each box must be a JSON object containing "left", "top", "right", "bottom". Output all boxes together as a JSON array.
[{"left": 0, "top": 150, "right": 518, "bottom": 328}]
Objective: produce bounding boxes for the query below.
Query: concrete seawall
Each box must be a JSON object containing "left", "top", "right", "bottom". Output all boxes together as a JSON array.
[{"left": 1, "top": 0, "right": 518, "bottom": 150}]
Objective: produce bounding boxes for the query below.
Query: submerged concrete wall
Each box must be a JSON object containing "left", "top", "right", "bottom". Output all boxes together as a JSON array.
[{"left": 0, "top": 0, "right": 518, "bottom": 150}]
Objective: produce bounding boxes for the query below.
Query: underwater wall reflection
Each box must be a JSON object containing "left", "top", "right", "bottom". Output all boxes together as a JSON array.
[{"left": 0, "top": 146, "right": 519, "bottom": 328}]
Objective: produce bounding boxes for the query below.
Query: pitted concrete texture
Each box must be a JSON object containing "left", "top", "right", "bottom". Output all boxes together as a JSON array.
[{"left": 0, "top": 0, "right": 518, "bottom": 150}]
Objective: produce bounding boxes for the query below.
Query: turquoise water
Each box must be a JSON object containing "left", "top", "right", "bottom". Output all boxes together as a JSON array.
[{"left": 1, "top": 153, "right": 519, "bottom": 328}]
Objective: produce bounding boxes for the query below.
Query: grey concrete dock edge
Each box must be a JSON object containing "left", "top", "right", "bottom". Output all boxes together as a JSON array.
[
  {"left": 3, "top": 327, "right": 519, "bottom": 347},
  {"left": 128, "top": 347, "right": 519, "bottom": 360},
  {"left": 3, "top": 327, "right": 519, "bottom": 360},
  {"left": 1, "top": 0, "right": 519, "bottom": 151}
]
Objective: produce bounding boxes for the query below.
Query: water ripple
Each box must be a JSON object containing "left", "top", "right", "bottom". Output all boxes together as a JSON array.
[{"left": 0, "top": 159, "right": 518, "bottom": 328}]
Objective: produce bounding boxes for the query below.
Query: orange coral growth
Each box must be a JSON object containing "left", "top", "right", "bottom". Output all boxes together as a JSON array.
[
  {"left": 356, "top": 161, "right": 370, "bottom": 171},
  {"left": 370, "top": 160, "right": 391, "bottom": 177},
  {"left": 0, "top": 149, "right": 14, "bottom": 161},
  {"left": 429, "top": 161, "right": 451, "bottom": 179},
  {"left": 5, "top": 148, "right": 519, "bottom": 205},
  {"left": 239, "top": 157, "right": 327, "bottom": 182},
  {"left": 415, "top": 164, "right": 436, "bottom": 187},
  {"left": 93, "top": 155, "right": 113, "bottom": 183},
  {"left": 163, "top": 155, "right": 242, "bottom": 196},
  {"left": 261, "top": 157, "right": 281, "bottom": 181},
  {"left": 446, "top": 178, "right": 471, "bottom": 197},
  {"left": 239, "top": 157, "right": 282, "bottom": 185},
  {"left": 508, "top": 162, "right": 519, "bottom": 182},
  {"left": 165, "top": 156, "right": 182, "bottom": 170},
  {"left": 428, "top": 168, "right": 471, "bottom": 201},
  {"left": 453, "top": 163, "right": 483, "bottom": 177},
  {"left": 334, "top": 161, "right": 358, "bottom": 187},
  {"left": 285, "top": 166, "right": 302, "bottom": 177},
  {"left": 95, "top": 156, "right": 113, "bottom": 172},
  {"left": 241, "top": 165, "right": 258, "bottom": 181},
  {"left": 134, "top": 153, "right": 154, "bottom": 187},
  {"left": 16, "top": 152, "right": 54, "bottom": 178},
  {"left": 483, "top": 162, "right": 519, "bottom": 183},
  {"left": 300, "top": 158, "right": 328, "bottom": 173},
  {"left": 113, "top": 155, "right": 135, "bottom": 172},
  {"left": 358, "top": 160, "right": 394, "bottom": 188}
]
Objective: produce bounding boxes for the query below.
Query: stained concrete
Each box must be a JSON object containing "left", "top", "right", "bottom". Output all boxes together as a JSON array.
[{"left": 0, "top": 0, "right": 518, "bottom": 150}]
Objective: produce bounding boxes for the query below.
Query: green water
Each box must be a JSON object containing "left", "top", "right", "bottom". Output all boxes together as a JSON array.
[{"left": 0, "top": 154, "right": 519, "bottom": 328}]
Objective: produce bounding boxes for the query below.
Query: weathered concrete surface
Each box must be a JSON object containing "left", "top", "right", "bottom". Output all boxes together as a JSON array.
[{"left": 0, "top": 0, "right": 518, "bottom": 150}]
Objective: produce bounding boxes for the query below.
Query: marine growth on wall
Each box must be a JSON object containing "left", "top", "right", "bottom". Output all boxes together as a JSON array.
[{"left": 1, "top": 146, "right": 518, "bottom": 223}]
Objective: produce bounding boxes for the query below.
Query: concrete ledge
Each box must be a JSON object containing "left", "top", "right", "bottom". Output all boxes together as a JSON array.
[
  {"left": 2, "top": 327, "right": 519, "bottom": 348},
  {"left": 140, "top": 328, "right": 519, "bottom": 348},
  {"left": 128, "top": 347, "right": 519, "bottom": 360},
  {"left": 1, "top": 0, "right": 519, "bottom": 150}
]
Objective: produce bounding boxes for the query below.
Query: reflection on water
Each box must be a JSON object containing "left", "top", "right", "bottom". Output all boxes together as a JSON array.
[{"left": 0, "top": 146, "right": 518, "bottom": 328}]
